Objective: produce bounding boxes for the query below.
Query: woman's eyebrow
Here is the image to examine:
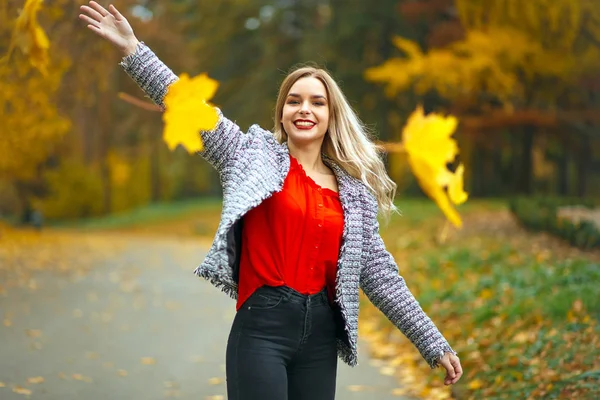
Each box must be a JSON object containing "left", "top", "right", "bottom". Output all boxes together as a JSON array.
[{"left": 287, "top": 93, "right": 328, "bottom": 100}]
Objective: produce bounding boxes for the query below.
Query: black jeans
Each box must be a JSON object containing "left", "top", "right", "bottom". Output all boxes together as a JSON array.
[{"left": 226, "top": 285, "right": 338, "bottom": 400}]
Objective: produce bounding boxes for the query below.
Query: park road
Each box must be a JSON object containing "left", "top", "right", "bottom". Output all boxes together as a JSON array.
[{"left": 0, "top": 232, "right": 412, "bottom": 400}]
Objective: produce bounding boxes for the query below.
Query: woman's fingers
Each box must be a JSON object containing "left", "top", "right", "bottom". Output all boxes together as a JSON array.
[
  {"left": 79, "top": 5, "right": 103, "bottom": 22},
  {"left": 79, "top": 13, "right": 101, "bottom": 28},
  {"left": 108, "top": 4, "right": 124, "bottom": 21},
  {"left": 439, "top": 355, "right": 464, "bottom": 385},
  {"left": 88, "top": 1, "right": 109, "bottom": 17},
  {"left": 451, "top": 357, "right": 463, "bottom": 384}
]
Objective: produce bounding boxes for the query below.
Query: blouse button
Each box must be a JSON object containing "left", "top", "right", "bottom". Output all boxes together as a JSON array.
[
  {"left": 317, "top": 223, "right": 322, "bottom": 228},
  {"left": 318, "top": 203, "right": 323, "bottom": 208},
  {"left": 317, "top": 187, "right": 322, "bottom": 192}
]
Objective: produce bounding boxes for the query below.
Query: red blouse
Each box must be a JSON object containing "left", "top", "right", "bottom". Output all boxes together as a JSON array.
[{"left": 236, "top": 155, "right": 345, "bottom": 310}]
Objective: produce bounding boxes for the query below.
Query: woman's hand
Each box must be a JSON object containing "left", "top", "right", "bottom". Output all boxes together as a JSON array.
[
  {"left": 79, "top": 1, "right": 139, "bottom": 56},
  {"left": 439, "top": 352, "right": 463, "bottom": 385}
]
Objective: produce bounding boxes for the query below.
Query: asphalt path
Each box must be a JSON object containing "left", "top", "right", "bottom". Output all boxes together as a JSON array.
[{"left": 0, "top": 234, "right": 411, "bottom": 399}]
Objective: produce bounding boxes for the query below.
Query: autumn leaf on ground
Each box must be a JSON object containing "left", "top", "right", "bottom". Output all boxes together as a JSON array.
[
  {"left": 141, "top": 357, "right": 156, "bottom": 365},
  {"left": 3, "top": 0, "right": 50, "bottom": 74},
  {"left": 402, "top": 106, "right": 468, "bottom": 227},
  {"left": 12, "top": 386, "right": 32, "bottom": 395},
  {"left": 162, "top": 73, "right": 220, "bottom": 153}
]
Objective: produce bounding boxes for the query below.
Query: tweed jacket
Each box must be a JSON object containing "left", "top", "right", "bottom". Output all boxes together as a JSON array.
[{"left": 120, "top": 43, "right": 456, "bottom": 368}]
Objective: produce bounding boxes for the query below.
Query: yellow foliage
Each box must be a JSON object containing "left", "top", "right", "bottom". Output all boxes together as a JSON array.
[
  {"left": 365, "top": 27, "right": 573, "bottom": 105},
  {"left": 0, "top": 1, "right": 70, "bottom": 180},
  {"left": 4, "top": 0, "right": 50, "bottom": 74},
  {"left": 402, "top": 106, "right": 468, "bottom": 227},
  {"left": 366, "top": 0, "right": 600, "bottom": 105},
  {"left": 107, "top": 151, "right": 131, "bottom": 188},
  {"left": 37, "top": 160, "right": 104, "bottom": 219},
  {"left": 162, "top": 73, "right": 220, "bottom": 153}
]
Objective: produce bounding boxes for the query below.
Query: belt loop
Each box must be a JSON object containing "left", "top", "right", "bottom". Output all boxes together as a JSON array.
[{"left": 283, "top": 286, "right": 292, "bottom": 302}]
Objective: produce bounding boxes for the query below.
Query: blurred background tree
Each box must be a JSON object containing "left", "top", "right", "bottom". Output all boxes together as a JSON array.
[
  {"left": 367, "top": 0, "right": 600, "bottom": 197},
  {"left": 1, "top": 0, "right": 598, "bottom": 223}
]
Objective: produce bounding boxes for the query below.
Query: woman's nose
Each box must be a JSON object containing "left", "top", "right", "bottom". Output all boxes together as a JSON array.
[{"left": 300, "top": 102, "right": 311, "bottom": 114}]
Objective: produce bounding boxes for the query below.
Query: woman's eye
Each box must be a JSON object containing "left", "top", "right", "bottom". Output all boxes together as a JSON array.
[{"left": 314, "top": 102, "right": 325, "bottom": 106}]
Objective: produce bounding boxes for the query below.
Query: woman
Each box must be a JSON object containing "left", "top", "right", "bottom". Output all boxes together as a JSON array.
[{"left": 79, "top": 2, "right": 463, "bottom": 399}]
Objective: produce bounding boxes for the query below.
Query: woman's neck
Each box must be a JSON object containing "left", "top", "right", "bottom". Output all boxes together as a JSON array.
[{"left": 287, "top": 140, "right": 327, "bottom": 174}]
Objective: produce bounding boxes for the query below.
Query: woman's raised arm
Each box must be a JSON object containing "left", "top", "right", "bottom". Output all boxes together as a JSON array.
[{"left": 79, "top": 1, "right": 245, "bottom": 174}]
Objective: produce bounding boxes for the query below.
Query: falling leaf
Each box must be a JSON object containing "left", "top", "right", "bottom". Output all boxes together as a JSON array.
[
  {"left": 402, "top": 106, "right": 467, "bottom": 227},
  {"left": 12, "top": 386, "right": 32, "bottom": 395},
  {"left": 379, "top": 366, "right": 396, "bottom": 376},
  {"left": 162, "top": 73, "right": 220, "bottom": 153},
  {"left": 27, "top": 377, "right": 44, "bottom": 384},
  {"left": 117, "top": 369, "right": 128, "bottom": 377},
  {"left": 0, "top": 381, "right": 5, "bottom": 387},
  {"left": 204, "top": 396, "right": 224, "bottom": 400},
  {"left": 208, "top": 377, "right": 223, "bottom": 385},
  {"left": 391, "top": 387, "right": 407, "bottom": 396},
  {"left": 4, "top": 319, "right": 12, "bottom": 327},
  {"left": 141, "top": 357, "right": 156, "bottom": 365}
]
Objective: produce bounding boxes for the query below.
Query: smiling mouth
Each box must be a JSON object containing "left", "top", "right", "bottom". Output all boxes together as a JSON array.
[{"left": 294, "top": 120, "right": 316, "bottom": 129}]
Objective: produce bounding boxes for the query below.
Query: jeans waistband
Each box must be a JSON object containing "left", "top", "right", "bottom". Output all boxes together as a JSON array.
[{"left": 256, "top": 285, "right": 329, "bottom": 306}]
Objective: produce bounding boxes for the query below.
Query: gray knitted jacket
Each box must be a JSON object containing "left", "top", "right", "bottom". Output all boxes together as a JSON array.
[{"left": 120, "top": 43, "right": 456, "bottom": 368}]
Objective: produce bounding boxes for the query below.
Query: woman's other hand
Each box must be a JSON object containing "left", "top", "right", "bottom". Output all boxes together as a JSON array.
[
  {"left": 439, "top": 352, "right": 463, "bottom": 385},
  {"left": 79, "top": 1, "right": 139, "bottom": 56}
]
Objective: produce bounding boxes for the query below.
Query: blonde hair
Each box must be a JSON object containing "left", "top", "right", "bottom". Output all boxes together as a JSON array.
[{"left": 273, "top": 66, "right": 398, "bottom": 219}]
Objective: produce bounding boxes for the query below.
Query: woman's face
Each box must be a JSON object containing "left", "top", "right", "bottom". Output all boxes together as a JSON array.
[{"left": 281, "top": 77, "right": 330, "bottom": 146}]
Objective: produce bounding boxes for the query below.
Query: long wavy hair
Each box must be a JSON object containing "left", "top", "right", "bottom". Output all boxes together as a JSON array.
[{"left": 273, "top": 66, "right": 398, "bottom": 219}]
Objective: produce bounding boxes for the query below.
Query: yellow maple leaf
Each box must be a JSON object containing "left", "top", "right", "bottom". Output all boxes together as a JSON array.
[
  {"left": 162, "top": 73, "right": 220, "bottom": 153},
  {"left": 5, "top": 0, "right": 50, "bottom": 74},
  {"left": 402, "top": 106, "right": 468, "bottom": 227}
]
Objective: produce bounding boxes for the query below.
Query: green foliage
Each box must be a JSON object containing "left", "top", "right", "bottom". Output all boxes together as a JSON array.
[
  {"left": 367, "top": 200, "right": 600, "bottom": 399},
  {"left": 509, "top": 197, "right": 600, "bottom": 249},
  {"left": 61, "top": 197, "right": 221, "bottom": 230}
]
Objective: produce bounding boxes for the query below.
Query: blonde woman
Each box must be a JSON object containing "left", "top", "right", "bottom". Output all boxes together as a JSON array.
[{"left": 79, "top": 2, "right": 463, "bottom": 399}]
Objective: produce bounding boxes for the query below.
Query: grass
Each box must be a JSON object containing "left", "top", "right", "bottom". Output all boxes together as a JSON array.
[
  {"left": 52, "top": 197, "right": 222, "bottom": 231},
  {"left": 361, "top": 199, "right": 600, "bottom": 400}
]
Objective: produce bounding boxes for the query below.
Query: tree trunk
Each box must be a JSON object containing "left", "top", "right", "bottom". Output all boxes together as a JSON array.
[
  {"left": 98, "top": 90, "right": 112, "bottom": 215},
  {"left": 576, "top": 136, "right": 591, "bottom": 197},
  {"left": 516, "top": 128, "right": 534, "bottom": 194},
  {"left": 557, "top": 138, "right": 570, "bottom": 196},
  {"left": 471, "top": 143, "right": 484, "bottom": 196},
  {"left": 149, "top": 131, "right": 161, "bottom": 202}
]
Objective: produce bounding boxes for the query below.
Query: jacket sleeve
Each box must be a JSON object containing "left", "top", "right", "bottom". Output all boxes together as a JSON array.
[
  {"left": 119, "top": 42, "right": 243, "bottom": 173},
  {"left": 359, "top": 202, "right": 456, "bottom": 369}
]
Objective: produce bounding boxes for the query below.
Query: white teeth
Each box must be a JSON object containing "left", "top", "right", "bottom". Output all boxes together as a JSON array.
[{"left": 295, "top": 121, "right": 315, "bottom": 127}]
